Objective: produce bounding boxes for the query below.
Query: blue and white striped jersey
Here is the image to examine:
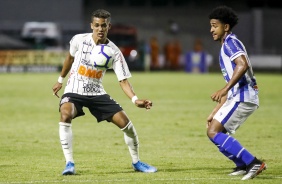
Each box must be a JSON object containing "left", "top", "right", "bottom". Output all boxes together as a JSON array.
[{"left": 219, "top": 34, "right": 259, "bottom": 105}]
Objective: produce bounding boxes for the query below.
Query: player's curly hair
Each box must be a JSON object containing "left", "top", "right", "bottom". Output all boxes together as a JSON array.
[
  {"left": 91, "top": 9, "right": 111, "bottom": 22},
  {"left": 208, "top": 6, "right": 238, "bottom": 30}
]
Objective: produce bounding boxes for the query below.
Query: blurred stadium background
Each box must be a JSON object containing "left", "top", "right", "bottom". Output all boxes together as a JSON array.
[{"left": 0, "top": 0, "right": 281, "bottom": 73}]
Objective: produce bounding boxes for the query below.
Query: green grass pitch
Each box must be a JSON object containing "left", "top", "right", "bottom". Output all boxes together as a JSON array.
[{"left": 0, "top": 72, "right": 282, "bottom": 183}]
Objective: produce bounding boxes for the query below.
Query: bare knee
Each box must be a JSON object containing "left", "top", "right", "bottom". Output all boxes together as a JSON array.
[
  {"left": 207, "top": 120, "right": 224, "bottom": 139},
  {"left": 60, "top": 110, "right": 73, "bottom": 123},
  {"left": 60, "top": 103, "right": 76, "bottom": 123},
  {"left": 111, "top": 111, "right": 130, "bottom": 129},
  {"left": 207, "top": 128, "right": 218, "bottom": 139}
]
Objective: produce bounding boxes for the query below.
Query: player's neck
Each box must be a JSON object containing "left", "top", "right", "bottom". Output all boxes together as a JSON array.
[
  {"left": 92, "top": 36, "right": 109, "bottom": 45},
  {"left": 221, "top": 31, "right": 231, "bottom": 44}
]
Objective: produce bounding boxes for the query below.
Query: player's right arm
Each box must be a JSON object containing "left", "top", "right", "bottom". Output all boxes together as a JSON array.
[{"left": 52, "top": 53, "right": 74, "bottom": 98}]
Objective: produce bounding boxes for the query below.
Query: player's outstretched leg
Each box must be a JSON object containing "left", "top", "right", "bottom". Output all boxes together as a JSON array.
[
  {"left": 132, "top": 161, "right": 157, "bottom": 173},
  {"left": 121, "top": 121, "right": 157, "bottom": 173},
  {"left": 241, "top": 158, "right": 266, "bottom": 180},
  {"left": 62, "top": 161, "right": 75, "bottom": 175}
]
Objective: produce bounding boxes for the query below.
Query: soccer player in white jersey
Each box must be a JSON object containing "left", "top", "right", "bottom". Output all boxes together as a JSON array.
[
  {"left": 206, "top": 6, "right": 266, "bottom": 180},
  {"left": 52, "top": 9, "right": 157, "bottom": 175}
]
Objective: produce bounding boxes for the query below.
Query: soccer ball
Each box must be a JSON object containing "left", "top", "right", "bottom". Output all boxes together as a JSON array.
[{"left": 89, "top": 44, "right": 114, "bottom": 69}]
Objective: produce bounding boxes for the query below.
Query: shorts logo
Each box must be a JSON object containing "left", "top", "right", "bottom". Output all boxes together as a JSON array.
[{"left": 60, "top": 97, "right": 70, "bottom": 105}]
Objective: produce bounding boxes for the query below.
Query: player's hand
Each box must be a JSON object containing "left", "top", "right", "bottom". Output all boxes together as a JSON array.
[
  {"left": 210, "top": 88, "right": 228, "bottom": 103},
  {"left": 52, "top": 82, "right": 63, "bottom": 98},
  {"left": 135, "top": 99, "right": 153, "bottom": 110}
]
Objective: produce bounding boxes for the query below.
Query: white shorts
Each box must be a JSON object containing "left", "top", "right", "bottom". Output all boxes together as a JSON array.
[{"left": 213, "top": 100, "right": 258, "bottom": 134}]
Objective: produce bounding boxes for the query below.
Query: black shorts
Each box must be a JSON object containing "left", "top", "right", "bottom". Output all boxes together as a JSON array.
[{"left": 59, "top": 93, "right": 123, "bottom": 122}]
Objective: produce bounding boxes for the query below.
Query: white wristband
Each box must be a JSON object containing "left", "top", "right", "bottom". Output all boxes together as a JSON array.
[
  {"left": 58, "top": 76, "right": 64, "bottom": 83},
  {"left": 131, "top": 96, "right": 138, "bottom": 104}
]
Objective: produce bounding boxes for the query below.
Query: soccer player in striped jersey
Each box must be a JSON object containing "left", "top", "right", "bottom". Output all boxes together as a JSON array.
[
  {"left": 52, "top": 9, "right": 157, "bottom": 175},
  {"left": 206, "top": 6, "right": 266, "bottom": 180}
]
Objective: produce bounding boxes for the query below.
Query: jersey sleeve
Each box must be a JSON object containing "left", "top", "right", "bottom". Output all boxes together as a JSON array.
[
  {"left": 69, "top": 35, "right": 79, "bottom": 57},
  {"left": 112, "top": 50, "right": 132, "bottom": 81},
  {"left": 224, "top": 38, "right": 245, "bottom": 61}
]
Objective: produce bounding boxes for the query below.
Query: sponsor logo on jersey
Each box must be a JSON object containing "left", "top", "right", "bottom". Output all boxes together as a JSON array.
[
  {"left": 225, "top": 42, "right": 233, "bottom": 55},
  {"left": 83, "top": 40, "right": 92, "bottom": 47},
  {"left": 221, "top": 68, "right": 227, "bottom": 76},
  {"left": 117, "top": 53, "right": 127, "bottom": 76},
  {"left": 81, "top": 59, "right": 92, "bottom": 66},
  {"left": 83, "top": 51, "right": 91, "bottom": 54},
  {"left": 78, "top": 65, "right": 103, "bottom": 79},
  {"left": 83, "top": 83, "right": 101, "bottom": 93},
  {"left": 232, "top": 39, "right": 242, "bottom": 52}
]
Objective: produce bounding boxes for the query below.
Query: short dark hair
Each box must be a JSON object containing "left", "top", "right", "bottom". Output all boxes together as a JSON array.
[
  {"left": 91, "top": 9, "right": 111, "bottom": 22},
  {"left": 208, "top": 6, "right": 238, "bottom": 30}
]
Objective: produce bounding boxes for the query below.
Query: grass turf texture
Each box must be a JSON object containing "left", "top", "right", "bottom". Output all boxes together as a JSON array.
[{"left": 0, "top": 72, "right": 281, "bottom": 184}]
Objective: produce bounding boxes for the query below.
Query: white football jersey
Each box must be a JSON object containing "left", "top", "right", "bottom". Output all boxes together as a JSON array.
[
  {"left": 220, "top": 34, "right": 259, "bottom": 105},
  {"left": 64, "top": 33, "right": 132, "bottom": 96}
]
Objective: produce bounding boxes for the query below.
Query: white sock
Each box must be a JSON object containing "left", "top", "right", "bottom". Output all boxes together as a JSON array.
[
  {"left": 59, "top": 122, "right": 74, "bottom": 164},
  {"left": 121, "top": 121, "right": 139, "bottom": 164}
]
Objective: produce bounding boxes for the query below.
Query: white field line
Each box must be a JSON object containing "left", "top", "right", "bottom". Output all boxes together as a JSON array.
[{"left": 1, "top": 176, "right": 282, "bottom": 183}]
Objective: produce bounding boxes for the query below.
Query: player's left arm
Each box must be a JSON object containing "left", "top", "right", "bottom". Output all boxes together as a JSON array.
[
  {"left": 211, "top": 55, "right": 249, "bottom": 102},
  {"left": 119, "top": 79, "right": 152, "bottom": 110}
]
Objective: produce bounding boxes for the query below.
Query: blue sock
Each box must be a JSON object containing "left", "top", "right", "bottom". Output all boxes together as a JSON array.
[
  {"left": 219, "top": 147, "right": 246, "bottom": 167},
  {"left": 212, "top": 133, "right": 255, "bottom": 165},
  {"left": 209, "top": 138, "right": 245, "bottom": 167}
]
